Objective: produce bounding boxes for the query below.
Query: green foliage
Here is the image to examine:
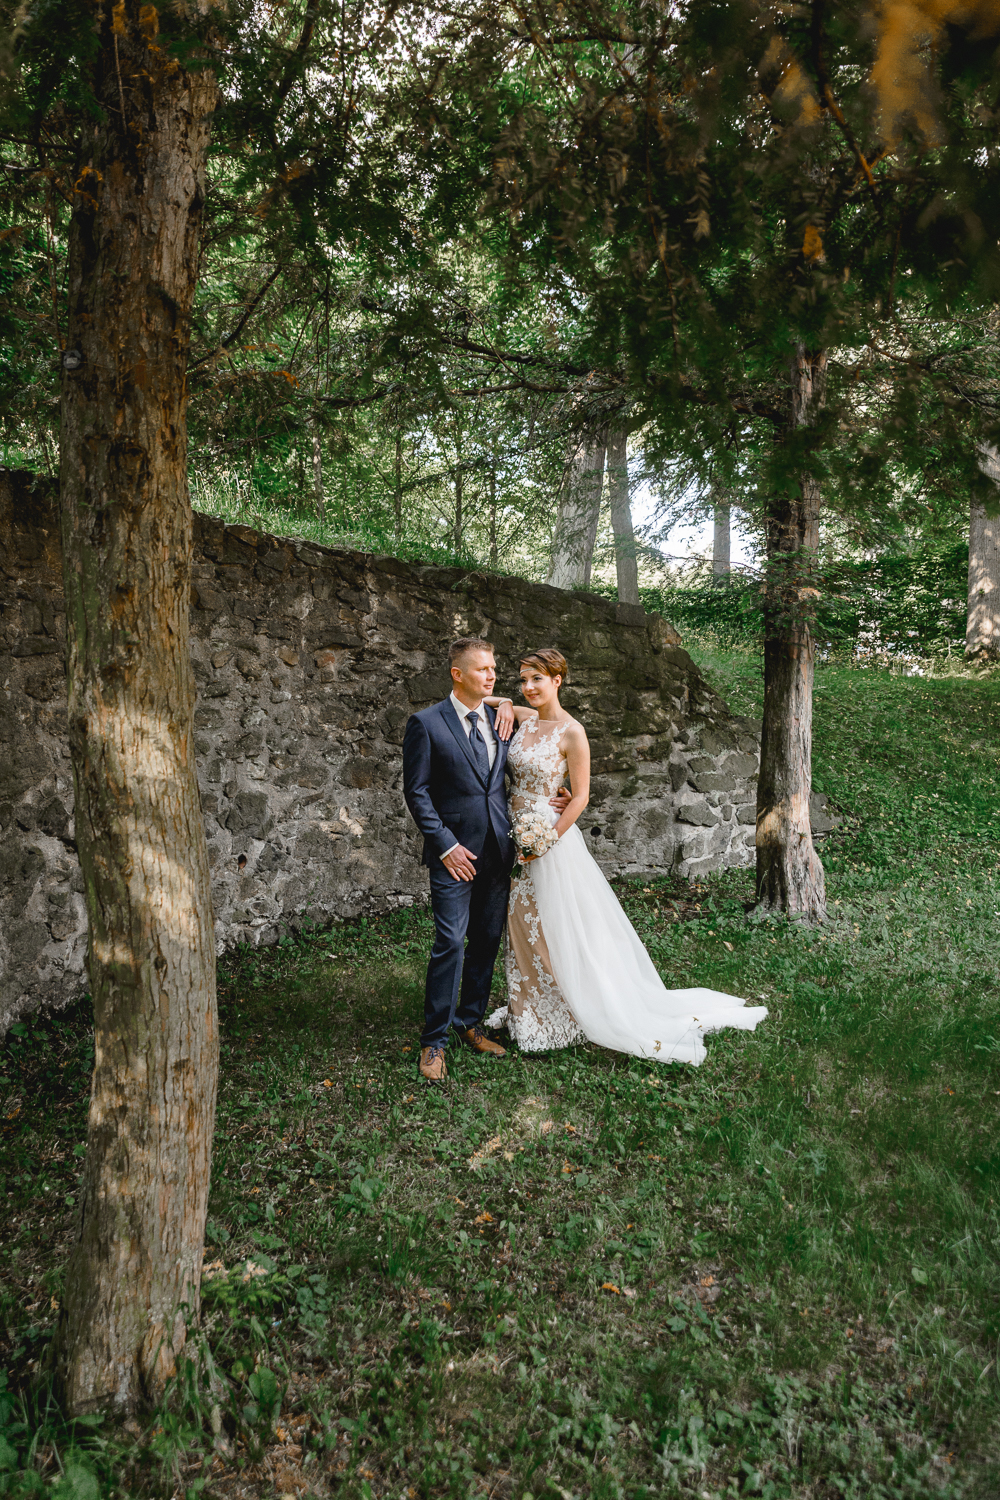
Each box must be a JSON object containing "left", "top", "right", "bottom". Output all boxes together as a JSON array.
[
  {"left": 818, "top": 544, "right": 971, "bottom": 657},
  {"left": 0, "top": 0, "right": 578, "bottom": 574},
  {"left": 7, "top": 0, "right": 1000, "bottom": 581},
  {"left": 627, "top": 540, "right": 970, "bottom": 657},
  {"left": 0, "top": 1371, "right": 108, "bottom": 1499},
  {"left": 628, "top": 576, "right": 767, "bottom": 653},
  {"left": 189, "top": 469, "right": 488, "bottom": 568},
  {"left": 432, "top": 0, "right": 1000, "bottom": 547}
]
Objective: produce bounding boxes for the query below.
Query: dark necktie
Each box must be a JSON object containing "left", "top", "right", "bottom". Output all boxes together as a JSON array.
[{"left": 467, "top": 710, "right": 491, "bottom": 779}]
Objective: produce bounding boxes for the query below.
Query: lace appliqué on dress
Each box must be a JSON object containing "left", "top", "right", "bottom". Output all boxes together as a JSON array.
[{"left": 491, "top": 719, "right": 586, "bottom": 1053}]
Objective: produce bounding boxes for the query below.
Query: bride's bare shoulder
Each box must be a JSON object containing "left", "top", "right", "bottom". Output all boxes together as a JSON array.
[{"left": 561, "top": 717, "right": 588, "bottom": 746}]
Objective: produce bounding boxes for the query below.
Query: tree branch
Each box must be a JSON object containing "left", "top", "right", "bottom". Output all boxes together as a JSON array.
[
  {"left": 810, "top": 0, "right": 880, "bottom": 208},
  {"left": 272, "top": 0, "right": 320, "bottom": 112},
  {"left": 190, "top": 265, "right": 284, "bottom": 368},
  {"left": 355, "top": 295, "right": 592, "bottom": 378}
]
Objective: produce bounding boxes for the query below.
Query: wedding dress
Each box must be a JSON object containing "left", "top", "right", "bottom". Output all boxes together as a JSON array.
[{"left": 488, "top": 717, "right": 768, "bottom": 1066}]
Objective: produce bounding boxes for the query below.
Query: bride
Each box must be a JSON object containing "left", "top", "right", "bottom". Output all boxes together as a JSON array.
[{"left": 486, "top": 648, "right": 768, "bottom": 1066}]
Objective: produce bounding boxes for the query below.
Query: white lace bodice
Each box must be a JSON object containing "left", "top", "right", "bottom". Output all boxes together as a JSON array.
[{"left": 508, "top": 717, "right": 571, "bottom": 812}]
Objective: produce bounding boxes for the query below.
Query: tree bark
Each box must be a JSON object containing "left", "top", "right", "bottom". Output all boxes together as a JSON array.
[
  {"left": 547, "top": 433, "right": 606, "bottom": 589},
  {"left": 606, "top": 427, "right": 640, "bottom": 605},
  {"left": 966, "top": 445, "right": 1000, "bottom": 659},
  {"left": 712, "top": 496, "right": 731, "bottom": 577},
  {"left": 394, "top": 430, "right": 403, "bottom": 540},
  {"left": 489, "top": 466, "right": 498, "bottom": 568},
  {"left": 755, "top": 346, "right": 827, "bottom": 923},
  {"left": 454, "top": 466, "right": 463, "bottom": 551},
  {"left": 54, "top": 5, "right": 219, "bottom": 1415},
  {"left": 312, "top": 427, "right": 325, "bottom": 524}
]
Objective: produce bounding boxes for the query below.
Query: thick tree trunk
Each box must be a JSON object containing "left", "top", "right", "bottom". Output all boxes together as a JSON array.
[
  {"left": 712, "top": 497, "right": 731, "bottom": 577},
  {"left": 755, "top": 347, "right": 827, "bottom": 922},
  {"left": 394, "top": 431, "right": 403, "bottom": 540},
  {"left": 54, "top": 7, "right": 218, "bottom": 1415},
  {"left": 547, "top": 433, "right": 606, "bottom": 589},
  {"left": 606, "top": 427, "right": 640, "bottom": 605},
  {"left": 966, "top": 445, "right": 1000, "bottom": 659}
]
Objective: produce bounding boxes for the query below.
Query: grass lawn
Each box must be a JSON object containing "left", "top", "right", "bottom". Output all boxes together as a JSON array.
[{"left": 2, "top": 652, "right": 1000, "bottom": 1499}]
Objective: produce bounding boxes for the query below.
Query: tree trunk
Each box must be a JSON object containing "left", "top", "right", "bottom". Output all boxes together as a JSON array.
[
  {"left": 547, "top": 433, "right": 606, "bottom": 589},
  {"left": 312, "top": 427, "right": 325, "bottom": 525},
  {"left": 607, "top": 427, "right": 640, "bottom": 605},
  {"left": 712, "top": 496, "right": 731, "bottom": 577},
  {"left": 489, "top": 466, "right": 498, "bottom": 568},
  {"left": 54, "top": 6, "right": 219, "bottom": 1416},
  {"left": 966, "top": 445, "right": 1000, "bottom": 659},
  {"left": 454, "top": 466, "right": 463, "bottom": 551},
  {"left": 394, "top": 430, "right": 403, "bottom": 540},
  {"left": 755, "top": 346, "right": 827, "bottom": 923}
]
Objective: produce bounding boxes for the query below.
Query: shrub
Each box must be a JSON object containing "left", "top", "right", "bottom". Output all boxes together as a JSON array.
[{"left": 622, "top": 541, "right": 969, "bottom": 658}]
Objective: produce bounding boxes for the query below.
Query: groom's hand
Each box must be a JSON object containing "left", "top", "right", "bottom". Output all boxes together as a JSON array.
[
  {"left": 442, "top": 844, "right": 478, "bottom": 882},
  {"left": 549, "top": 787, "right": 572, "bottom": 813}
]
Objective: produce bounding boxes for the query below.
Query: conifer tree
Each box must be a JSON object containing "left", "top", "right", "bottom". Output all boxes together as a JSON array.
[
  {"left": 0, "top": 0, "right": 392, "bottom": 1413},
  {"left": 430, "top": 0, "right": 1000, "bottom": 919},
  {"left": 607, "top": 426, "right": 641, "bottom": 605},
  {"left": 8, "top": 0, "right": 222, "bottom": 1413}
]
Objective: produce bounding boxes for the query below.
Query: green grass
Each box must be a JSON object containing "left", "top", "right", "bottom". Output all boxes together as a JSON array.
[{"left": 2, "top": 654, "right": 1000, "bottom": 1498}]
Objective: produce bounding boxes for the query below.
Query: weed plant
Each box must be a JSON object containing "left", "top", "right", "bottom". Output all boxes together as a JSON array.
[
  {"left": 1, "top": 660, "right": 999, "bottom": 1497},
  {"left": 188, "top": 471, "right": 535, "bottom": 577},
  {"left": 616, "top": 540, "right": 969, "bottom": 660}
]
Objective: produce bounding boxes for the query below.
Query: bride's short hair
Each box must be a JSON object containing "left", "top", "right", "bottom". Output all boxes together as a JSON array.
[{"left": 519, "top": 648, "right": 567, "bottom": 680}]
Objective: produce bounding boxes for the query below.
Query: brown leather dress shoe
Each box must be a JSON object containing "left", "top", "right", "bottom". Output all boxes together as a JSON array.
[
  {"left": 461, "top": 1025, "right": 506, "bottom": 1057},
  {"left": 419, "top": 1043, "right": 448, "bottom": 1082}
]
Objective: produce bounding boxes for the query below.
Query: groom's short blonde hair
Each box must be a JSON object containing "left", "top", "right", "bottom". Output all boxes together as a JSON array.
[{"left": 449, "top": 636, "right": 494, "bottom": 667}]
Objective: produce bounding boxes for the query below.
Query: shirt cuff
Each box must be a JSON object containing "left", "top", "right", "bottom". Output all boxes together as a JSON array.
[{"left": 440, "top": 843, "right": 460, "bottom": 861}]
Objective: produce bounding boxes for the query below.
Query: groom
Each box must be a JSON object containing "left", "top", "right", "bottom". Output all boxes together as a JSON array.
[{"left": 402, "top": 638, "right": 517, "bottom": 1082}]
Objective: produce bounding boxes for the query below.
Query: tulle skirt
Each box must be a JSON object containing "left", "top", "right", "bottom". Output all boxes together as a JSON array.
[{"left": 493, "top": 818, "right": 768, "bottom": 1067}]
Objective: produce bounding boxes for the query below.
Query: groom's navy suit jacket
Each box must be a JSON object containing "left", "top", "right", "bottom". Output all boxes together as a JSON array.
[
  {"left": 402, "top": 699, "right": 514, "bottom": 868},
  {"left": 404, "top": 698, "right": 515, "bottom": 1045}
]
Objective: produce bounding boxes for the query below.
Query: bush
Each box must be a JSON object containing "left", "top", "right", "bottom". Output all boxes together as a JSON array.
[{"left": 628, "top": 541, "right": 969, "bottom": 658}]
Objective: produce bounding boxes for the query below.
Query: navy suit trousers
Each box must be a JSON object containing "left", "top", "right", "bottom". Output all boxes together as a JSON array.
[{"left": 422, "top": 827, "right": 509, "bottom": 1047}]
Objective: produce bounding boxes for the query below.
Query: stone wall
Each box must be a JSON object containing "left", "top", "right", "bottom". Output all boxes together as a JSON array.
[{"left": 0, "top": 470, "right": 761, "bottom": 1030}]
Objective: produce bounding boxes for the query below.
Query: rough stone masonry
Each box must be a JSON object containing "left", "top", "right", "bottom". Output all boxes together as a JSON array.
[{"left": 0, "top": 470, "right": 762, "bottom": 1030}]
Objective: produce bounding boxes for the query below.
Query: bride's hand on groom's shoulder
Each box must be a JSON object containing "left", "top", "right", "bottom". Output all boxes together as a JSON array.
[{"left": 494, "top": 699, "right": 515, "bottom": 740}]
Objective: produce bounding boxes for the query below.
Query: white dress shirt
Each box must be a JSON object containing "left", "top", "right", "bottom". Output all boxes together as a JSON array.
[
  {"left": 449, "top": 691, "right": 497, "bottom": 769},
  {"left": 441, "top": 692, "right": 497, "bottom": 861}
]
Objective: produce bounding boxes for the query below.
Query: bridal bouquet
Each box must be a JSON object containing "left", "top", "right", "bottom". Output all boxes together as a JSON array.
[{"left": 512, "top": 805, "right": 559, "bottom": 868}]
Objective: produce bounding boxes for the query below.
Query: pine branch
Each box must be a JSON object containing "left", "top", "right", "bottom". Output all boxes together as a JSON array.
[
  {"left": 273, "top": 0, "right": 320, "bottom": 112},
  {"left": 190, "top": 266, "right": 284, "bottom": 368}
]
